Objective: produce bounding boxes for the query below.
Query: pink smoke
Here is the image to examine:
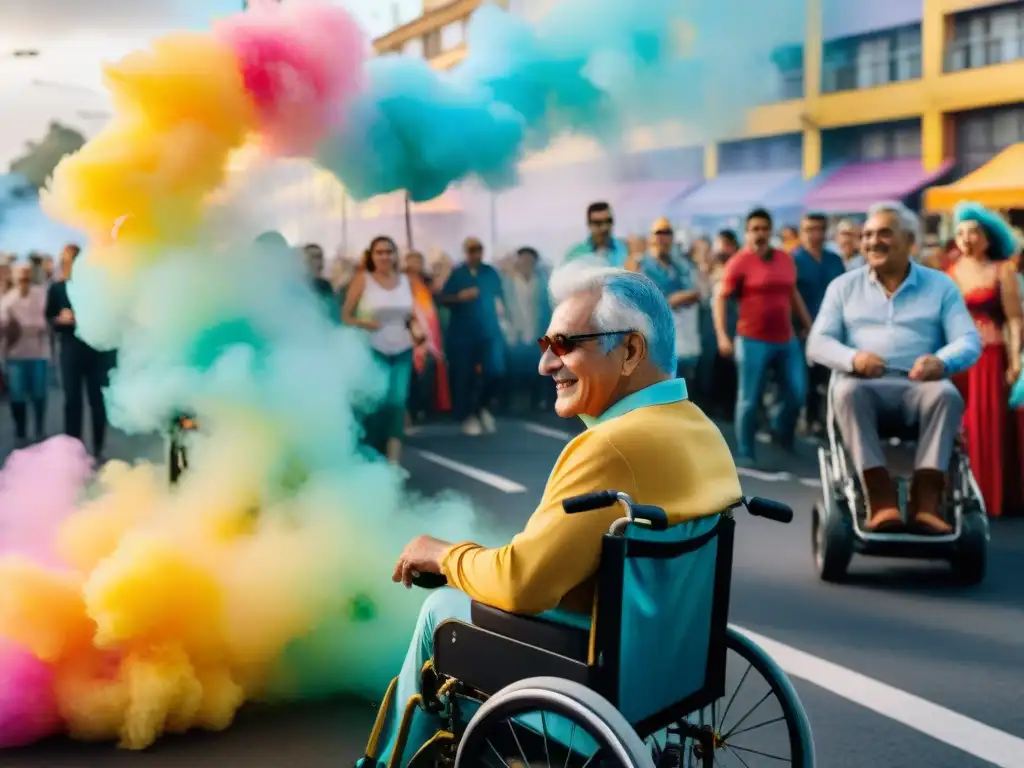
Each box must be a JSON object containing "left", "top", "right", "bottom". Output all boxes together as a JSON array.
[
  {"left": 0, "top": 437, "right": 93, "bottom": 568},
  {"left": 0, "top": 640, "right": 62, "bottom": 748},
  {"left": 215, "top": 1, "right": 368, "bottom": 157}
]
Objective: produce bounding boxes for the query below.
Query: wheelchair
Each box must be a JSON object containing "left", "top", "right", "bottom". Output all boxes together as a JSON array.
[
  {"left": 363, "top": 491, "right": 816, "bottom": 767},
  {"left": 812, "top": 371, "right": 989, "bottom": 585}
]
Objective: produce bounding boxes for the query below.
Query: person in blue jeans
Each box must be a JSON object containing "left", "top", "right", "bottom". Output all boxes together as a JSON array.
[
  {"left": 713, "top": 209, "right": 813, "bottom": 467},
  {"left": 793, "top": 213, "right": 846, "bottom": 435},
  {"left": 1, "top": 263, "right": 51, "bottom": 447},
  {"left": 438, "top": 237, "right": 506, "bottom": 436}
]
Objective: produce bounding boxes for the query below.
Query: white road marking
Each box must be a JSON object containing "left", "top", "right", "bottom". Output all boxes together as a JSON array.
[
  {"left": 414, "top": 450, "right": 527, "bottom": 494},
  {"left": 737, "top": 467, "right": 792, "bottom": 483},
  {"left": 522, "top": 422, "right": 574, "bottom": 441},
  {"left": 734, "top": 625, "right": 1024, "bottom": 768}
]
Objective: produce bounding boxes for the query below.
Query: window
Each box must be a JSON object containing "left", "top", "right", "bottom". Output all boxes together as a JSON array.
[
  {"left": 893, "top": 127, "right": 922, "bottom": 159},
  {"left": 823, "top": 25, "right": 921, "bottom": 92},
  {"left": 719, "top": 135, "right": 801, "bottom": 173},
  {"left": 860, "top": 130, "right": 889, "bottom": 161},
  {"left": 956, "top": 105, "right": 1024, "bottom": 173},
  {"left": 423, "top": 29, "right": 442, "bottom": 59},
  {"left": 766, "top": 44, "right": 804, "bottom": 103},
  {"left": 947, "top": 3, "right": 1024, "bottom": 71},
  {"left": 441, "top": 21, "right": 464, "bottom": 51},
  {"left": 856, "top": 37, "right": 891, "bottom": 88},
  {"left": 403, "top": 36, "right": 423, "bottom": 59}
]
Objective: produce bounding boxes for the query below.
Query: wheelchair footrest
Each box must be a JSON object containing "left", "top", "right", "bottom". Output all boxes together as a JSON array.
[{"left": 433, "top": 619, "right": 590, "bottom": 697}]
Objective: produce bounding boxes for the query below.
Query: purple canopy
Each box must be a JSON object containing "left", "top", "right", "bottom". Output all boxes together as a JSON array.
[{"left": 803, "top": 159, "right": 953, "bottom": 214}]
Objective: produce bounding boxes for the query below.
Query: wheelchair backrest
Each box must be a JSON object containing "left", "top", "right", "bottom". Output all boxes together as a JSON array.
[{"left": 591, "top": 512, "right": 735, "bottom": 734}]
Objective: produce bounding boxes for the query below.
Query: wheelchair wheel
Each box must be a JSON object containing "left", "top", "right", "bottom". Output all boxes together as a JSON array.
[
  {"left": 671, "top": 627, "right": 815, "bottom": 767},
  {"left": 950, "top": 504, "right": 988, "bottom": 586},
  {"left": 455, "top": 677, "right": 654, "bottom": 767},
  {"left": 811, "top": 500, "right": 853, "bottom": 583}
]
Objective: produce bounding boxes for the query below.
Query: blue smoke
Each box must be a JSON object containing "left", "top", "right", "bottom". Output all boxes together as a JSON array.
[{"left": 318, "top": 0, "right": 806, "bottom": 202}]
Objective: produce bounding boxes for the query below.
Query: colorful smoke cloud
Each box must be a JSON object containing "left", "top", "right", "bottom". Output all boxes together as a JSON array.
[
  {"left": 2, "top": 0, "right": 808, "bottom": 751},
  {"left": 318, "top": 0, "right": 806, "bottom": 202}
]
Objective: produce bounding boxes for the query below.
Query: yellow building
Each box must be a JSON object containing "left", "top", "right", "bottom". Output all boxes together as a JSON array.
[{"left": 371, "top": 0, "right": 1024, "bottom": 220}]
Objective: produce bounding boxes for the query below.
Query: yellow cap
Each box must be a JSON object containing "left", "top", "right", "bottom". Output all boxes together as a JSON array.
[{"left": 651, "top": 216, "right": 673, "bottom": 234}]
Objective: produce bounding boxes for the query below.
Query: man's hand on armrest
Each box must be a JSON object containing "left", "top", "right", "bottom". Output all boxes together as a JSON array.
[
  {"left": 393, "top": 535, "right": 453, "bottom": 588},
  {"left": 908, "top": 354, "right": 945, "bottom": 382},
  {"left": 852, "top": 351, "right": 887, "bottom": 378}
]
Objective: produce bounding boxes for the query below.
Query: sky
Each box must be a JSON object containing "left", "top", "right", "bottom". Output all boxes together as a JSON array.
[{"left": 0, "top": 0, "right": 423, "bottom": 168}]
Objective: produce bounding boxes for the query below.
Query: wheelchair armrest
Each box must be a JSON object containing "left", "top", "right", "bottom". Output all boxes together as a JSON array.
[
  {"left": 470, "top": 602, "right": 590, "bottom": 662},
  {"left": 411, "top": 572, "right": 448, "bottom": 590},
  {"left": 433, "top": 619, "right": 590, "bottom": 697}
]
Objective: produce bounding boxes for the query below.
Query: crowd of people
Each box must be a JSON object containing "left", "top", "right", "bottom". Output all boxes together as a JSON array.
[{"left": 2, "top": 197, "right": 1023, "bottom": 518}]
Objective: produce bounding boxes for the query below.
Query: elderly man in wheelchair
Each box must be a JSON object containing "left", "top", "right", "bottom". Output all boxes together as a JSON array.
[
  {"left": 806, "top": 203, "right": 985, "bottom": 580},
  {"left": 357, "top": 263, "right": 814, "bottom": 768}
]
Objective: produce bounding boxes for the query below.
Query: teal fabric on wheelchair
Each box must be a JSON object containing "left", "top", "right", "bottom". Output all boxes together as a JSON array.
[
  {"left": 617, "top": 513, "right": 721, "bottom": 725},
  {"left": 495, "top": 514, "right": 721, "bottom": 758}
]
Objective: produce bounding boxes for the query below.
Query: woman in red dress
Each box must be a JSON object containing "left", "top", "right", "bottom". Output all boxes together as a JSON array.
[{"left": 947, "top": 202, "right": 1024, "bottom": 518}]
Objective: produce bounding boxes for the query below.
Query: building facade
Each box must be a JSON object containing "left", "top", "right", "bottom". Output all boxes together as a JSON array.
[{"left": 371, "top": 0, "right": 1024, "bottom": 229}]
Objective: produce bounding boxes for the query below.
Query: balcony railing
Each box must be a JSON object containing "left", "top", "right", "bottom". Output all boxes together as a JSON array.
[
  {"left": 822, "top": 49, "right": 921, "bottom": 93},
  {"left": 945, "top": 33, "right": 1024, "bottom": 72}
]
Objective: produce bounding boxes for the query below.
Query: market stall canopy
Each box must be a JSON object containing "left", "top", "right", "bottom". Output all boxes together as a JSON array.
[
  {"left": 924, "top": 143, "right": 1024, "bottom": 212},
  {"left": 673, "top": 169, "right": 814, "bottom": 222},
  {"left": 804, "top": 159, "right": 953, "bottom": 214}
]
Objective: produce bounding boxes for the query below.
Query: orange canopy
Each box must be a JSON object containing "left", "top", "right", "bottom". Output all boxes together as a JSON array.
[{"left": 925, "top": 143, "right": 1024, "bottom": 212}]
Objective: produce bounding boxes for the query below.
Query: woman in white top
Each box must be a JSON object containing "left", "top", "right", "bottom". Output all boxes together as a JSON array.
[{"left": 342, "top": 236, "right": 423, "bottom": 464}]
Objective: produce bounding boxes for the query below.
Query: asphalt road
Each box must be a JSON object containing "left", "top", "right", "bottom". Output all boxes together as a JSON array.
[{"left": 2, "top": 397, "right": 1023, "bottom": 767}]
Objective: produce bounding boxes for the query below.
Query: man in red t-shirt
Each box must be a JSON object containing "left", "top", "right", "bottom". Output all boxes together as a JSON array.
[{"left": 712, "top": 208, "right": 813, "bottom": 466}]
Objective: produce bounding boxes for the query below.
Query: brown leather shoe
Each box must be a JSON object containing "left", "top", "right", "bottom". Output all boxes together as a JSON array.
[
  {"left": 862, "top": 467, "right": 903, "bottom": 531},
  {"left": 909, "top": 469, "right": 953, "bottom": 535}
]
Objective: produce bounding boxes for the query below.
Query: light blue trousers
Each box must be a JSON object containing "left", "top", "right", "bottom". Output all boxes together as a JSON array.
[
  {"left": 362, "top": 589, "right": 599, "bottom": 766},
  {"left": 364, "top": 588, "right": 472, "bottom": 767}
]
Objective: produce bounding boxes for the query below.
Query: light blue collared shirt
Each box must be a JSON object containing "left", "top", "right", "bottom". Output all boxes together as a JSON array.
[
  {"left": 807, "top": 263, "right": 982, "bottom": 376},
  {"left": 564, "top": 237, "right": 629, "bottom": 269},
  {"left": 580, "top": 377, "right": 689, "bottom": 429}
]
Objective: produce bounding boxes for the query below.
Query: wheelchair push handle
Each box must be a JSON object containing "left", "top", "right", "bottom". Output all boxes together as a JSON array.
[
  {"left": 562, "top": 490, "right": 620, "bottom": 514},
  {"left": 743, "top": 496, "right": 793, "bottom": 524},
  {"left": 562, "top": 491, "right": 669, "bottom": 531}
]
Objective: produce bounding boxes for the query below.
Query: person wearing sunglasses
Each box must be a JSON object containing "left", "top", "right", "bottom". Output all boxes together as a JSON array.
[
  {"left": 382, "top": 263, "right": 743, "bottom": 766},
  {"left": 564, "top": 201, "right": 629, "bottom": 268}
]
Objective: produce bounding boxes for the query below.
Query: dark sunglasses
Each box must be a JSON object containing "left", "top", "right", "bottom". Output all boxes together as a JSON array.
[
  {"left": 538, "top": 331, "right": 631, "bottom": 356},
  {"left": 654, "top": 229, "right": 673, "bottom": 236},
  {"left": 589, "top": 217, "right": 614, "bottom": 227}
]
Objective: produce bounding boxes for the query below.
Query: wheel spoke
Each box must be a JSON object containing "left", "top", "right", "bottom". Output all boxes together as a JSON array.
[
  {"left": 724, "top": 745, "right": 755, "bottom": 768},
  {"left": 728, "top": 743, "right": 791, "bottom": 763},
  {"left": 721, "top": 690, "right": 773, "bottom": 739},
  {"left": 506, "top": 720, "right": 531, "bottom": 767},
  {"left": 719, "top": 662, "right": 753, "bottom": 730},
  {"left": 724, "top": 715, "right": 786, "bottom": 740},
  {"left": 562, "top": 724, "right": 576, "bottom": 768},
  {"left": 539, "top": 711, "right": 552, "bottom": 768},
  {"left": 486, "top": 737, "right": 512, "bottom": 767}
]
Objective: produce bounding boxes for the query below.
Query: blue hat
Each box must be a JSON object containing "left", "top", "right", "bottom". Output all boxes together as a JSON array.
[{"left": 952, "top": 201, "right": 1019, "bottom": 262}]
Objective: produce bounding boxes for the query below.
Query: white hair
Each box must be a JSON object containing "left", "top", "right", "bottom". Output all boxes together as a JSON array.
[
  {"left": 548, "top": 259, "right": 678, "bottom": 372},
  {"left": 549, "top": 261, "right": 650, "bottom": 335},
  {"left": 866, "top": 201, "right": 921, "bottom": 244}
]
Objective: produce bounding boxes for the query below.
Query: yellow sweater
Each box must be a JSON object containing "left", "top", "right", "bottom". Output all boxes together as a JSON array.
[{"left": 441, "top": 384, "right": 742, "bottom": 615}]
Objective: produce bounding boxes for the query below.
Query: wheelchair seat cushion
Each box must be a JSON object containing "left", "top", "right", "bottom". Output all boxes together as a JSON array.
[{"left": 470, "top": 602, "right": 590, "bottom": 662}]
